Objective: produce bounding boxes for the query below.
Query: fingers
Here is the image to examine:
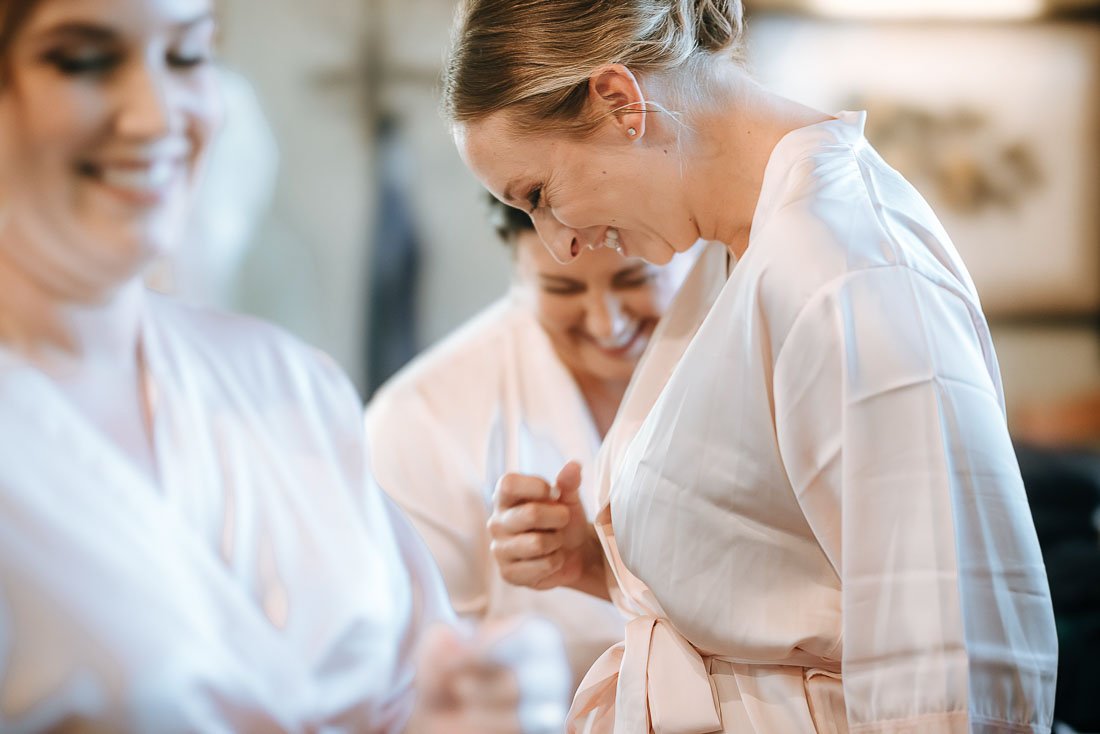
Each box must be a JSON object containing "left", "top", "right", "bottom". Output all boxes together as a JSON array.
[
  {"left": 494, "top": 549, "right": 566, "bottom": 587},
  {"left": 414, "top": 625, "right": 524, "bottom": 734},
  {"left": 453, "top": 665, "right": 521, "bottom": 707},
  {"left": 552, "top": 460, "right": 582, "bottom": 505},
  {"left": 416, "top": 668, "right": 522, "bottom": 734},
  {"left": 495, "top": 461, "right": 582, "bottom": 509},
  {"left": 414, "top": 624, "right": 475, "bottom": 713},
  {"left": 488, "top": 501, "right": 570, "bottom": 537},
  {"left": 488, "top": 463, "right": 584, "bottom": 592},
  {"left": 494, "top": 473, "right": 555, "bottom": 509},
  {"left": 491, "top": 530, "right": 565, "bottom": 563}
]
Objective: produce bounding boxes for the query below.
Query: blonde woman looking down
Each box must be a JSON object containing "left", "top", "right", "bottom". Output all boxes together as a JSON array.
[{"left": 443, "top": 0, "right": 1058, "bottom": 732}]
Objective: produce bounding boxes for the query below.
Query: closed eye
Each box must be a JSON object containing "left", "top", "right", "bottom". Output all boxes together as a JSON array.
[
  {"left": 44, "top": 48, "right": 122, "bottom": 75},
  {"left": 167, "top": 51, "right": 212, "bottom": 68},
  {"left": 612, "top": 266, "right": 656, "bottom": 289},
  {"left": 539, "top": 275, "right": 584, "bottom": 295},
  {"left": 614, "top": 275, "right": 654, "bottom": 289},
  {"left": 526, "top": 185, "right": 543, "bottom": 213}
]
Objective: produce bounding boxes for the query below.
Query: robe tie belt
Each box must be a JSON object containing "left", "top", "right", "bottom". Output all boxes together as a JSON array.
[{"left": 570, "top": 614, "right": 723, "bottom": 734}]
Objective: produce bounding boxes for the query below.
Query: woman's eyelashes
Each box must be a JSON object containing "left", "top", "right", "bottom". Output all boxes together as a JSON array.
[
  {"left": 43, "top": 45, "right": 212, "bottom": 77},
  {"left": 173, "top": 28, "right": 218, "bottom": 69},
  {"left": 44, "top": 48, "right": 121, "bottom": 75},
  {"left": 615, "top": 274, "right": 653, "bottom": 289},
  {"left": 539, "top": 277, "right": 583, "bottom": 296},
  {"left": 612, "top": 269, "right": 656, "bottom": 289},
  {"left": 539, "top": 274, "right": 653, "bottom": 296},
  {"left": 525, "top": 185, "right": 543, "bottom": 213},
  {"left": 167, "top": 50, "right": 212, "bottom": 68}
]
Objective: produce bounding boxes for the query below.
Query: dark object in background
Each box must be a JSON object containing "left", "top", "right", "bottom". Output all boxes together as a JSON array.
[
  {"left": 365, "top": 117, "right": 422, "bottom": 398},
  {"left": 1016, "top": 444, "right": 1100, "bottom": 731}
]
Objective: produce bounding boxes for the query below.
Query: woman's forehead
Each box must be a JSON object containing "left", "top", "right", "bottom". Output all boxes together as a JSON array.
[
  {"left": 24, "top": 0, "right": 214, "bottom": 34},
  {"left": 459, "top": 114, "right": 560, "bottom": 196}
]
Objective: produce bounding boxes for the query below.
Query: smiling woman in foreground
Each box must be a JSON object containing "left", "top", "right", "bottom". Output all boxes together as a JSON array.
[
  {"left": 444, "top": 0, "right": 1059, "bottom": 731},
  {"left": 0, "top": 0, "right": 564, "bottom": 731}
]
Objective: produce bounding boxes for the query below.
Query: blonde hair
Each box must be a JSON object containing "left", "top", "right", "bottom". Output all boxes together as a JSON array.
[{"left": 442, "top": 0, "right": 744, "bottom": 136}]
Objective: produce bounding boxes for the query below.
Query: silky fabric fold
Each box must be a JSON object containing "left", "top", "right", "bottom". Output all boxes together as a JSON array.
[
  {"left": 568, "top": 112, "right": 1056, "bottom": 733},
  {"left": 0, "top": 294, "right": 452, "bottom": 733},
  {"left": 366, "top": 291, "right": 626, "bottom": 693}
]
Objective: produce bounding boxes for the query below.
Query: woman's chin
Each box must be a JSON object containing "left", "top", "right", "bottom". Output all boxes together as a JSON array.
[
  {"left": 627, "top": 238, "right": 678, "bottom": 266},
  {"left": 580, "top": 347, "right": 648, "bottom": 383}
]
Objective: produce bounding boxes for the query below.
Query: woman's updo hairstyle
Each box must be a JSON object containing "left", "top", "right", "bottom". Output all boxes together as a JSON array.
[{"left": 443, "top": 0, "right": 744, "bottom": 136}]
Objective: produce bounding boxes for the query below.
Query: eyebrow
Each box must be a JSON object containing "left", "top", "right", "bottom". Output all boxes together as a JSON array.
[
  {"left": 32, "top": 12, "right": 216, "bottom": 43},
  {"left": 612, "top": 264, "right": 650, "bottom": 280},
  {"left": 502, "top": 179, "right": 522, "bottom": 206},
  {"left": 538, "top": 274, "right": 583, "bottom": 287},
  {"left": 33, "top": 23, "right": 116, "bottom": 43}
]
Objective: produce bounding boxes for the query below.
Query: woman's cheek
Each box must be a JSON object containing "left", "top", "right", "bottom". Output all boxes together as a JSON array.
[
  {"left": 623, "top": 289, "right": 662, "bottom": 321},
  {"left": 534, "top": 294, "right": 580, "bottom": 336},
  {"left": 170, "top": 69, "right": 221, "bottom": 136}
]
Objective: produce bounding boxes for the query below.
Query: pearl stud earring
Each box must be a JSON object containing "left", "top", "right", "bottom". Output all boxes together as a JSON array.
[{"left": 627, "top": 127, "right": 637, "bottom": 137}]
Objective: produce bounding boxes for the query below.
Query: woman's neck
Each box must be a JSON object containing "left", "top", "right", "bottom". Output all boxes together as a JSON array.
[
  {"left": 0, "top": 249, "right": 145, "bottom": 378},
  {"left": 680, "top": 73, "right": 833, "bottom": 259},
  {"left": 0, "top": 243, "right": 159, "bottom": 483},
  {"left": 572, "top": 370, "right": 630, "bottom": 440}
]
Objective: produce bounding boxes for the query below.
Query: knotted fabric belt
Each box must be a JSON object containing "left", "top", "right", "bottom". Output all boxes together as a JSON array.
[{"left": 569, "top": 615, "right": 723, "bottom": 734}]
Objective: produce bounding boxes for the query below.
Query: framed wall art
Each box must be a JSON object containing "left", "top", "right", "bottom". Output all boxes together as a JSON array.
[{"left": 747, "top": 15, "right": 1100, "bottom": 317}]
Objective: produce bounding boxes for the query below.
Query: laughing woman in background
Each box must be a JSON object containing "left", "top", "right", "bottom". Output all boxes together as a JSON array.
[
  {"left": 367, "top": 197, "right": 697, "bottom": 693},
  {"left": 444, "top": 0, "right": 1059, "bottom": 732},
  {"left": 0, "top": 0, "right": 565, "bottom": 731}
]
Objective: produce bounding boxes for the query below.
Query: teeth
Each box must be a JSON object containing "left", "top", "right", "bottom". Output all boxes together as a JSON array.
[
  {"left": 603, "top": 228, "right": 623, "bottom": 254},
  {"left": 582, "top": 229, "right": 624, "bottom": 254},
  {"left": 593, "top": 321, "right": 641, "bottom": 350},
  {"left": 96, "top": 161, "right": 177, "bottom": 192}
]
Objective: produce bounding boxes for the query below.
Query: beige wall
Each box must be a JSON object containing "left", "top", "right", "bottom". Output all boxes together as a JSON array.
[
  {"left": 208, "top": 0, "right": 509, "bottom": 391},
  {"left": 993, "top": 325, "right": 1100, "bottom": 408}
]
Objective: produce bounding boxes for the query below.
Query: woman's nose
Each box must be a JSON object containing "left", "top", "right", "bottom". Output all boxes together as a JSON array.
[
  {"left": 114, "top": 61, "right": 175, "bottom": 140},
  {"left": 585, "top": 291, "right": 626, "bottom": 340},
  {"left": 533, "top": 215, "right": 580, "bottom": 265}
]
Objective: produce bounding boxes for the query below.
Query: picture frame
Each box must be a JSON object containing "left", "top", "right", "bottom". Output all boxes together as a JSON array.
[{"left": 747, "top": 15, "right": 1100, "bottom": 317}]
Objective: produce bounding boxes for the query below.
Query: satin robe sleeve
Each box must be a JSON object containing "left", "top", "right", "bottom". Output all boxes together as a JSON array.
[
  {"left": 371, "top": 483, "right": 457, "bottom": 733},
  {"left": 773, "top": 266, "right": 1057, "bottom": 733},
  {"left": 311, "top": 354, "right": 458, "bottom": 733},
  {"left": 366, "top": 389, "right": 493, "bottom": 619}
]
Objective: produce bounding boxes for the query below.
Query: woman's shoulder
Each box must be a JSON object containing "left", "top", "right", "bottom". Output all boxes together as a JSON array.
[
  {"left": 146, "top": 293, "right": 359, "bottom": 416},
  {"left": 369, "top": 296, "right": 532, "bottom": 413},
  {"left": 740, "top": 140, "right": 980, "bottom": 362}
]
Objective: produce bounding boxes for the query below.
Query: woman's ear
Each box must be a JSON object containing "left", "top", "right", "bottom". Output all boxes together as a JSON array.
[{"left": 589, "top": 64, "right": 647, "bottom": 141}]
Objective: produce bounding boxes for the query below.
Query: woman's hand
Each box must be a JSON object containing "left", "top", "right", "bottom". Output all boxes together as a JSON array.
[
  {"left": 488, "top": 462, "right": 609, "bottom": 599},
  {"left": 407, "top": 619, "right": 570, "bottom": 734}
]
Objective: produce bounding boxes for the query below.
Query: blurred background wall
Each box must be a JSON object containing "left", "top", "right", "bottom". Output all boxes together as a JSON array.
[
  {"left": 175, "top": 0, "right": 510, "bottom": 394},
  {"left": 746, "top": 3, "right": 1100, "bottom": 425},
  {"left": 171, "top": 0, "right": 1100, "bottom": 434}
]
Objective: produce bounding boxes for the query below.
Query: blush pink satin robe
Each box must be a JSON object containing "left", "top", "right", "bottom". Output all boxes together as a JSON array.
[{"left": 569, "top": 113, "right": 1057, "bottom": 734}]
